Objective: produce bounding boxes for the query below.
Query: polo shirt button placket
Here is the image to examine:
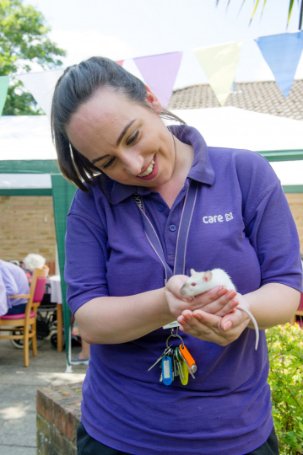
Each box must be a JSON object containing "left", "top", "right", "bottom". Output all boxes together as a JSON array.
[{"left": 168, "top": 224, "right": 177, "bottom": 232}]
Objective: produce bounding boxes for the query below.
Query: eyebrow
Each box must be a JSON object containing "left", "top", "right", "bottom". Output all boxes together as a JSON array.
[{"left": 91, "top": 119, "right": 136, "bottom": 165}]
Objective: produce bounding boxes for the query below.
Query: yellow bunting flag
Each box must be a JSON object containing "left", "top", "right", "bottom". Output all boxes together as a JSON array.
[{"left": 194, "top": 42, "right": 242, "bottom": 106}]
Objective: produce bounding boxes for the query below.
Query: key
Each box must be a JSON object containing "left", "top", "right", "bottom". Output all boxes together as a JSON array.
[
  {"left": 174, "top": 347, "right": 189, "bottom": 386},
  {"left": 148, "top": 347, "right": 171, "bottom": 371},
  {"left": 161, "top": 355, "right": 174, "bottom": 386},
  {"left": 179, "top": 343, "right": 197, "bottom": 378},
  {"left": 172, "top": 349, "right": 179, "bottom": 378}
]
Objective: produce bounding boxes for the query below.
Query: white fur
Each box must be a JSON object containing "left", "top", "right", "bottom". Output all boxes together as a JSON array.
[
  {"left": 180, "top": 268, "right": 259, "bottom": 350},
  {"left": 22, "top": 253, "right": 46, "bottom": 272},
  {"left": 180, "top": 268, "right": 236, "bottom": 296}
]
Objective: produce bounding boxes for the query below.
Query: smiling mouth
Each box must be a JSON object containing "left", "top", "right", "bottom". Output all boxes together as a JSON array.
[{"left": 138, "top": 159, "right": 155, "bottom": 178}]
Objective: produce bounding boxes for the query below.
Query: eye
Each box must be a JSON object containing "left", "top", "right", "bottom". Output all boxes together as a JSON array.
[
  {"left": 190, "top": 282, "right": 197, "bottom": 287},
  {"left": 102, "top": 157, "right": 116, "bottom": 169},
  {"left": 126, "top": 130, "right": 139, "bottom": 146}
]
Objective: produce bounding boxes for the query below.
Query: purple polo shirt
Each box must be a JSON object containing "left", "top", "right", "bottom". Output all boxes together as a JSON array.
[{"left": 65, "top": 125, "right": 302, "bottom": 454}]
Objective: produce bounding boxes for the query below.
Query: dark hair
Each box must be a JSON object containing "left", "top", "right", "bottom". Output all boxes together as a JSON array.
[{"left": 51, "top": 56, "right": 184, "bottom": 191}]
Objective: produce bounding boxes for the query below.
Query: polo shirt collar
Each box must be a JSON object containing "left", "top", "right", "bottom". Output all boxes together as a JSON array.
[
  {"left": 107, "top": 124, "right": 215, "bottom": 205},
  {"left": 169, "top": 125, "right": 215, "bottom": 185}
]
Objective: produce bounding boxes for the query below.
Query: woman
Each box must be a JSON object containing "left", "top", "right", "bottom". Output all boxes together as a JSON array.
[
  {"left": 51, "top": 56, "right": 302, "bottom": 454},
  {"left": 0, "top": 259, "right": 29, "bottom": 315},
  {"left": 21, "top": 253, "right": 46, "bottom": 284}
]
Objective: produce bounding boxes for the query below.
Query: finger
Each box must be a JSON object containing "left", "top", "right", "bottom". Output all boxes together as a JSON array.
[
  {"left": 180, "top": 313, "right": 232, "bottom": 344},
  {"left": 191, "top": 286, "right": 227, "bottom": 305},
  {"left": 220, "top": 308, "right": 249, "bottom": 331},
  {"left": 166, "top": 275, "right": 189, "bottom": 295},
  {"left": 179, "top": 310, "right": 239, "bottom": 345},
  {"left": 191, "top": 309, "right": 222, "bottom": 329},
  {"left": 216, "top": 296, "right": 239, "bottom": 317},
  {"left": 179, "top": 310, "right": 214, "bottom": 334},
  {"left": 177, "top": 310, "right": 194, "bottom": 330},
  {"left": 177, "top": 322, "right": 185, "bottom": 332},
  {"left": 191, "top": 289, "right": 237, "bottom": 313}
]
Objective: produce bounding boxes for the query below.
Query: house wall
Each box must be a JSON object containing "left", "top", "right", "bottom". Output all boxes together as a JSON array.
[
  {"left": 0, "top": 193, "right": 302, "bottom": 267},
  {"left": 0, "top": 196, "right": 56, "bottom": 265},
  {"left": 286, "top": 193, "right": 303, "bottom": 253}
]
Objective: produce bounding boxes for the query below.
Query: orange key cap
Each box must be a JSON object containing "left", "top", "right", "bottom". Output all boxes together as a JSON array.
[{"left": 179, "top": 344, "right": 197, "bottom": 374}]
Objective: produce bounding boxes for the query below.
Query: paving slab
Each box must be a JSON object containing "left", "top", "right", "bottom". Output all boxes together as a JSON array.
[{"left": 0, "top": 339, "right": 86, "bottom": 454}]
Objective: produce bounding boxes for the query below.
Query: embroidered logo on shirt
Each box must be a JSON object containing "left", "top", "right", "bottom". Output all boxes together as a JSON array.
[{"left": 202, "top": 212, "right": 234, "bottom": 224}]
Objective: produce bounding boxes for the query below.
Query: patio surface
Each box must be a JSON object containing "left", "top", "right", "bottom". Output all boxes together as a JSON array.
[{"left": 0, "top": 338, "right": 86, "bottom": 455}]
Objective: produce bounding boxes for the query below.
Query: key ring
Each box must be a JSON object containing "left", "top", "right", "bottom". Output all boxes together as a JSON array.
[{"left": 166, "top": 332, "right": 184, "bottom": 348}]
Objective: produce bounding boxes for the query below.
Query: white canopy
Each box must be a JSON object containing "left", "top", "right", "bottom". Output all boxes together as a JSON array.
[
  {"left": 0, "top": 108, "right": 302, "bottom": 187},
  {"left": 0, "top": 115, "right": 55, "bottom": 160}
]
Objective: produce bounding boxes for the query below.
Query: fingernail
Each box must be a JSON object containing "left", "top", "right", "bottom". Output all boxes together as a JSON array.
[
  {"left": 212, "top": 286, "right": 225, "bottom": 296},
  {"left": 222, "top": 320, "right": 232, "bottom": 330}
]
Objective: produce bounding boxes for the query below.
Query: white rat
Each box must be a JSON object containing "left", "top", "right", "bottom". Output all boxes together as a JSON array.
[{"left": 180, "top": 268, "right": 259, "bottom": 350}]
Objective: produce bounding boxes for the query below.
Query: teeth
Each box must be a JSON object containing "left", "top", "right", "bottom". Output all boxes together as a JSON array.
[{"left": 139, "top": 160, "right": 155, "bottom": 177}]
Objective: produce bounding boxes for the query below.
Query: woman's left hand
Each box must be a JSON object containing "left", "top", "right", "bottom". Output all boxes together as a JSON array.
[
  {"left": 165, "top": 274, "right": 239, "bottom": 319},
  {"left": 177, "top": 295, "right": 251, "bottom": 346}
]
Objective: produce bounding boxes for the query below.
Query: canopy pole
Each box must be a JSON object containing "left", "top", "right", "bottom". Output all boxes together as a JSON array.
[{"left": 51, "top": 174, "right": 76, "bottom": 371}]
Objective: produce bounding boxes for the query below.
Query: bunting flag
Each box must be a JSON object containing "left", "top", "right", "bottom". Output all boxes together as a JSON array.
[
  {"left": 133, "top": 51, "right": 183, "bottom": 107},
  {"left": 19, "top": 69, "right": 63, "bottom": 118},
  {"left": 0, "top": 33, "right": 302, "bottom": 117},
  {"left": 194, "top": 42, "right": 242, "bottom": 105},
  {"left": 256, "top": 31, "right": 303, "bottom": 96},
  {"left": 0, "top": 76, "right": 9, "bottom": 115}
]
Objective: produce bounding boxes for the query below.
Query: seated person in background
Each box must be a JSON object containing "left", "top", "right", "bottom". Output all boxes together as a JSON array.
[
  {"left": 0, "top": 272, "right": 8, "bottom": 316},
  {"left": 0, "top": 259, "right": 30, "bottom": 316},
  {"left": 21, "top": 253, "right": 46, "bottom": 283}
]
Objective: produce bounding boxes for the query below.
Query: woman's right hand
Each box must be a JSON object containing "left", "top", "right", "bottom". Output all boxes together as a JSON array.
[{"left": 165, "top": 275, "right": 239, "bottom": 320}]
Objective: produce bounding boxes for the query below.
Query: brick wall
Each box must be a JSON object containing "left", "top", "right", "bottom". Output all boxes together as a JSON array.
[
  {"left": 286, "top": 193, "right": 303, "bottom": 252},
  {"left": 0, "top": 193, "right": 302, "bottom": 266},
  {"left": 0, "top": 196, "right": 56, "bottom": 264},
  {"left": 36, "top": 383, "right": 82, "bottom": 455}
]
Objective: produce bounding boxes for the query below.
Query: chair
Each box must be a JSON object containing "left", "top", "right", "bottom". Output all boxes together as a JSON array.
[{"left": 0, "top": 266, "right": 48, "bottom": 367}]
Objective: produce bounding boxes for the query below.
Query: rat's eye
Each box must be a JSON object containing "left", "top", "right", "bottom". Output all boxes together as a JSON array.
[{"left": 191, "top": 282, "right": 197, "bottom": 287}]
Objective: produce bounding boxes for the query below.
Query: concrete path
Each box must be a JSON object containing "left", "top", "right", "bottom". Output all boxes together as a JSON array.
[{"left": 0, "top": 338, "right": 86, "bottom": 455}]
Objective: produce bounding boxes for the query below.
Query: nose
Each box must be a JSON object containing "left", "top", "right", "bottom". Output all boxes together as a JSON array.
[{"left": 120, "top": 149, "right": 144, "bottom": 175}]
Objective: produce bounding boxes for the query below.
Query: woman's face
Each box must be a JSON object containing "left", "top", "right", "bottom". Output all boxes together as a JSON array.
[{"left": 66, "top": 87, "right": 176, "bottom": 189}]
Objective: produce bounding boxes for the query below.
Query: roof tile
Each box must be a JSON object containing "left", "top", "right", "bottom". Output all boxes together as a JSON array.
[{"left": 169, "top": 80, "right": 303, "bottom": 120}]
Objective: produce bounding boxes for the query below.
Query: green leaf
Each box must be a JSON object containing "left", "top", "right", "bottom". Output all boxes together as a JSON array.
[{"left": 0, "top": 0, "right": 65, "bottom": 114}]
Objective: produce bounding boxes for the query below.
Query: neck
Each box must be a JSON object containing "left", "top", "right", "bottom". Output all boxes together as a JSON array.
[{"left": 156, "top": 134, "right": 194, "bottom": 207}]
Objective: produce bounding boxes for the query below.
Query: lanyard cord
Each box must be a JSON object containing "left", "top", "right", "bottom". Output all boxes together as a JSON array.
[
  {"left": 133, "top": 197, "right": 173, "bottom": 283},
  {"left": 173, "top": 181, "right": 198, "bottom": 276},
  {"left": 133, "top": 181, "right": 198, "bottom": 330},
  {"left": 133, "top": 181, "right": 198, "bottom": 282}
]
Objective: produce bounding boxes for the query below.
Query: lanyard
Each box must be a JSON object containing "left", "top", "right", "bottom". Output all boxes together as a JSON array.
[{"left": 133, "top": 181, "right": 198, "bottom": 327}]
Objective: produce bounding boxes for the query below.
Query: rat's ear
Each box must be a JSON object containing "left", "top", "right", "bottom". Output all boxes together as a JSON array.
[
  {"left": 203, "top": 271, "right": 212, "bottom": 282},
  {"left": 190, "top": 268, "right": 196, "bottom": 276}
]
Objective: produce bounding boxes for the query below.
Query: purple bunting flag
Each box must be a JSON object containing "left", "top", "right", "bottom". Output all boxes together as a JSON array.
[{"left": 134, "top": 52, "right": 183, "bottom": 107}]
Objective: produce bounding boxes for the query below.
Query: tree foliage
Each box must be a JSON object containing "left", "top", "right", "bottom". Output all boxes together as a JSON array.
[
  {"left": 216, "top": 0, "right": 303, "bottom": 28},
  {"left": 0, "top": 0, "right": 65, "bottom": 114},
  {"left": 267, "top": 323, "right": 303, "bottom": 454}
]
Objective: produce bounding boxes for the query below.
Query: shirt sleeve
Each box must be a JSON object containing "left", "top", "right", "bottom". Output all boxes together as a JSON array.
[
  {"left": 0, "top": 273, "right": 8, "bottom": 316},
  {"left": 238, "top": 152, "right": 302, "bottom": 291},
  {"left": 0, "top": 266, "right": 19, "bottom": 296},
  {"left": 65, "top": 189, "right": 109, "bottom": 314}
]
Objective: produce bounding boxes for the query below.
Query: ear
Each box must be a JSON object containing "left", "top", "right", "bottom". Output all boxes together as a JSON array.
[
  {"left": 203, "top": 271, "right": 212, "bottom": 282},
  {"left": 145, "top": 86, "right": 162, "bottom": 113},
  {"left": 190, "top": 268, "right": 196, "bottom": 276}
]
